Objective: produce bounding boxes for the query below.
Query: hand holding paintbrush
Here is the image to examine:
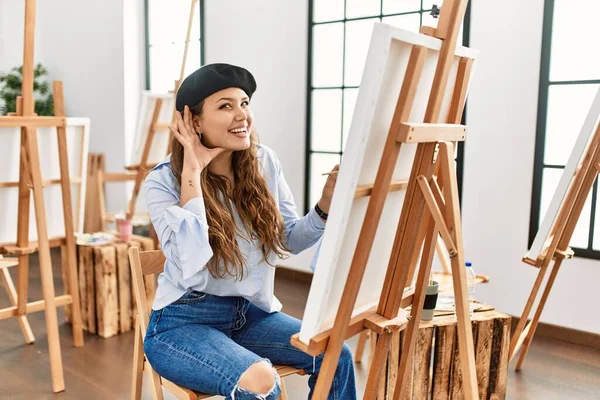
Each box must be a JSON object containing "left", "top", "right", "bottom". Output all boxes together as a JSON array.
[
  {"left": 317, "top": 164, "right": 340, "bottom": 217},
  {"left": 321, "top": 165, "right": 340, "bottom": 176}
]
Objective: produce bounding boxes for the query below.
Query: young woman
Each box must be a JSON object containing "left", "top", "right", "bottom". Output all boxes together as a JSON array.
[{"left": 143, "top": 63, "right": 357, "bottom": 399}]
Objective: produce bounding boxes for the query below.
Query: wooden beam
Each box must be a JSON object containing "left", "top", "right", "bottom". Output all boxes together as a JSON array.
[
  {"left": 521, "top": 256, "right": 540, "bottom": 268},
  {"left": 291, "top": 288, "right": 415, "bottom": 357},
  {"left": 417, "top": 176, "right": 458, "bottom": 257},
  {"left": 397, "top": 123, "right": 467, "bottom": 143},
  {"left": 0, "top": 237, "right": 67, "bottom": 255},
  {"left": 419, "top": 26, "right": 437, "bottom": 37},
  {"left": 0, "top": 258, "right": 19, "bottom": 269},
  {"left": 354, "top": 180, "right": 408, "bottom": 199},
  {"left": 555, "top": 248, "right": 574, "bottom": 259},
  {"left": 0, "top": 177, "right": 82, "bottom": 188},
  {"left": 154, "top": 123, "right": 171, "bottom": 131},
  {"left": 103, "top": 172, "right": 138, "bottom": 182},
  {"left": 364, "top": 308, "right": 409, "bottom": 335},
  {"left": 0, "top": 295, "right": 72, "bottom": 320},
  {"left": 0, "top": 116, "right": 66, "bottom": 128},
  {"left": 1, "top": 267, "right": 35, "bottom": 343},
  {"left": 124, "top": 163, "right": 158, "bottom": 171}
]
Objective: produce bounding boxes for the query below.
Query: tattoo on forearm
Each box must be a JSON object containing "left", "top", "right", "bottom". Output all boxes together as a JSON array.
[{"left": 188, "top": 180, "right": 193, "bottom": 187}]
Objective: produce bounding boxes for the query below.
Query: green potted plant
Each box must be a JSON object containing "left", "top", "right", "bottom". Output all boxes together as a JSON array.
[{"left": 0, "top": 63, "right": 54, "bottom": 116}]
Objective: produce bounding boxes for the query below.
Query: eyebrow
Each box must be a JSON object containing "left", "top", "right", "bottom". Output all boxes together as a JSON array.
[{"left": 217, "top": 97, "right": 249, "bottom": 102}]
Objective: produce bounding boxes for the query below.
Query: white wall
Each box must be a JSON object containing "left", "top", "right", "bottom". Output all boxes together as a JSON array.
[
  {"left": 0, "top": 2, "right": 24, "bottom": 73},
  {"left": 463, "top": 0, "right": 600, "bottom": 334},
  {"left": 0, "top": 0, "right": 145, "bottom": 214},
  {"left": 204, "top": 0, "right": 315, "bottom": 271}
]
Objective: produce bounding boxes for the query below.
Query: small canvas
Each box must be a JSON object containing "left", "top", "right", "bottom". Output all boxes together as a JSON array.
[
  {"left": 0, "top": 118, "right": 90, "bottom": 243},
  {"left": 299, "top": 23, "right": 478, "bottom": 345},
  {"left": 527, "top": 87, "right": 600, "bottom": 262},
  {"left": 131, "top": 91, "right": 175, "bottom": 166}
]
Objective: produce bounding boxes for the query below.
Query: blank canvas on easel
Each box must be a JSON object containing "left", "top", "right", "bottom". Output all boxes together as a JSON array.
[
  {"left": 527, "top": 87, "right": 600, "bottom": 262},
  {"left": 0, "top": 118, "right": 90, "bottom": 243},
  {"left": 299, "top": 23, "right": 478, "bottom": 345},
  {"left": 130, "top": 91, "right": 175, "bottom": 166}
]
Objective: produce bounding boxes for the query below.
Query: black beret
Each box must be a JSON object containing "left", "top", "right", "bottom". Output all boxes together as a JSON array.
[{"left": 175, "top": 63, "right": 257, "bottom": 112}]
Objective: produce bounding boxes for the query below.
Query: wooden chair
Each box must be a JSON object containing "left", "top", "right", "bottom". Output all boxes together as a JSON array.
[{"left": 128, "top": 247, "right": 304, "bottom": 399}]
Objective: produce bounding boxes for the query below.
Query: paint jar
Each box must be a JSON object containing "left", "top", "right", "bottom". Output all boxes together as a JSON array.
[
  {"left": 421, "top": 280, "right": 439, "bottom": 321},
  {"left": 117, "top": 218, "right": 133, "bottom": 243}
]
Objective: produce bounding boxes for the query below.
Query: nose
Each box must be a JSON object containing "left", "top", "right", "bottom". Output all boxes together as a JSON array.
[{"left": 234, "top": 106, "right": 247, "bottom": 121}]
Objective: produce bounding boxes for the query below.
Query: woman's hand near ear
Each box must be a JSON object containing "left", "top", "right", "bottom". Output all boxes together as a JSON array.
[
  {"left": 170, "top": 105, "right": 226, "bottom": 171},
  {"left": 171, "top": 105, "right": 225, "bottom": 206}
]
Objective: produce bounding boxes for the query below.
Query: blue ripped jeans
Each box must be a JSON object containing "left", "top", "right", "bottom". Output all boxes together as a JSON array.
[{"left": 144, "top": 291, "right": 357, "bottom": 399}]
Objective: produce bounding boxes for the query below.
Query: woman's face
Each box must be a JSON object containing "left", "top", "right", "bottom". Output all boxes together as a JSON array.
[{"left": 193, "top": 87, "right": 253, "bottom": 151}]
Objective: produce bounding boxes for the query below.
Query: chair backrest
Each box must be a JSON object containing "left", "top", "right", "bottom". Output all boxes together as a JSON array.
[
  {"left": 128, "top": 247, "right": 165, "bottom": 338},
  {"left": 139, "top": 249, "right": 166, "bottom": 275}
]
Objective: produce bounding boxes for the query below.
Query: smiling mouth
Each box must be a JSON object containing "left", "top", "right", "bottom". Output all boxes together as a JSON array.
[{"left": 229, "top": 127, "right": 248, "bottom": 137}]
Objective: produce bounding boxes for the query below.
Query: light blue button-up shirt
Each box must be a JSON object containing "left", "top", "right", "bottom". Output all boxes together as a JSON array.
[{"left": 144, "top": 144, "right": 326, "bottom": 312}]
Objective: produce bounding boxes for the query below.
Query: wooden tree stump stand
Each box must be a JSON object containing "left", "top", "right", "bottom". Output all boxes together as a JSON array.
[
  {"left": 378, "top": 307, "right": 510, "bottom": 400},
  {"left": 61, "top": 234, "right": 156, "bottom": 338}
]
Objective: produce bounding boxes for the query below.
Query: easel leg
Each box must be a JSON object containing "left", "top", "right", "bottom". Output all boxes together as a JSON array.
[
  {"left": 515, "top": 258, "right": 562, "bottom": 370},
  {"left": 53, "top": 81, "right": 85, "bottom": 348},
  {"left": 392, "top": 220, "right": 438, "bottom": 400},
  {"left": 25, "top": 127, "right": 65, "bottom": 393},
  {"left": 508, "top": 263, "right": 549, "bottom": 362},
  {"left": 1, "top": 268, "right": 35, "bottom": 343},
  {"left": 66, "top": 240, "right": 85, "bottom": 347},
  {"left": 16, "top": 131, "right": 31, "bottom": 317},
  {"left": 369, "top": 331, "right": 378, "bottom": 369},
  {"left": 435, "top": 237, "right": 452, "bottom": 274},
  {"left": 438, "top": 142, "right": 478, "bottom": 399},
  {"left": 354, "top": 330, "right": 369, "bottom": 363},
  {"left": 126, "top": 165, "right": 146, "bottom": 220},
  {"left": 97, "top": 162, "right": 107, "bottom": 231},
  {"left": 406, "top": 219, "right": 429, "bottom": 284}
]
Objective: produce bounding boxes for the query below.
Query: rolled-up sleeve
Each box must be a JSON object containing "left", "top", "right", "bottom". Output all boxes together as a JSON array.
[
  {"left": 273, "top": 152, "right": 326, "bottom": 254},
  {"left": 145, "top": 175, "right": 213, "bottom": 282}
]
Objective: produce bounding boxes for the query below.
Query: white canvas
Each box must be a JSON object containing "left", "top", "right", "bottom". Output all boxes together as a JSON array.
[
  {"left": 0, "top": 118, "right": 90, "bottom": 243},
  {"left": 131, "top": 91, "right": 175, "bottom": 166},
  {"left": 527, "top": 87, "right": 600, "bottom": 262},
  {"left": 299, "top": 23, "right": 478, "bottom": 345}
]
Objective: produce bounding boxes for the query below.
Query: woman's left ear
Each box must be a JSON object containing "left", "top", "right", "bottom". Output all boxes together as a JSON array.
[{"left": 192, "top": 116, "right": 202, "bottom": 133}]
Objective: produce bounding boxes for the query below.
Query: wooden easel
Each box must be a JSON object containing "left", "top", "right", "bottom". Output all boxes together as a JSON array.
[
  {"left": 0, "top": 0, "right": 84, "bottom": 393},
  {"left": 98, "top": 0, "right": 199, "bottom": 228},
  {"left": 291, "top": 1, "right": 479, "bottom": 399},
  {"left": 509, "top": 106, "right": 600, "bottom": 370}
]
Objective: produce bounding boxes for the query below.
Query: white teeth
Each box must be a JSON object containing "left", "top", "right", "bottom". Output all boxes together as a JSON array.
[{"left": 229, "top": 128, "right": 247, "bottom": 133}]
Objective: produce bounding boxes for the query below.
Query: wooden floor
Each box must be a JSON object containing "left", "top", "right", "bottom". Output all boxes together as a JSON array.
[{"left": 1, "top": 250, "right": 600, "bottom": 399}]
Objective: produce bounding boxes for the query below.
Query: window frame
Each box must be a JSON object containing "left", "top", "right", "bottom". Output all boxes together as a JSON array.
[{"left": 144, "top": 0, "right": 205, "bottom": 91}]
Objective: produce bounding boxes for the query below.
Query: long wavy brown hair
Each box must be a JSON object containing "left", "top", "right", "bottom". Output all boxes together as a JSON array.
[{"left": 170, "top": 102, "right": 289, "bottom": 280}]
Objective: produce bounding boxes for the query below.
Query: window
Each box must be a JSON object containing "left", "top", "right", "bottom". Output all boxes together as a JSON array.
[
  {"left": 530, "top": 0, "right": 600, "bottom": 259},
  {"left": 145, "top": 0, "right": 204, "bottom": 93},
  {"left": 306, "top": 0, "right": 470, "bottom": 212}
]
